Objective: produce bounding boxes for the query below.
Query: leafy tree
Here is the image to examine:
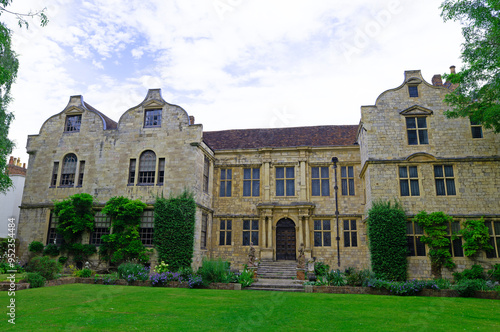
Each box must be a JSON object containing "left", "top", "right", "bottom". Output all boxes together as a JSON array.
[
  {"left": 0, "top": 1, "right": 47, "bottom": 193},
  {"left": 441, "top": 0, "right": 500, "bottom": 132},
  {"left": 414, "top": 211, "right": 456, "bottom": 279},
  {"left": 459, "top": 218, "right": 493, "bottom": 260},
  {"left": 367, "top": 200, "right": 408, "bottom": 281}
]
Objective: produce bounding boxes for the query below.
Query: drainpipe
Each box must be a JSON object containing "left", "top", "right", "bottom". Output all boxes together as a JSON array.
[{"left": 332, "top": 157, "right": 340, "bottom": 267}]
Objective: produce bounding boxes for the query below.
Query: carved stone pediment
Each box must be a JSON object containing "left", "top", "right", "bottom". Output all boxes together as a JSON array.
[{"left": 399, "top": 105, "right": 433, "bottom": 116}]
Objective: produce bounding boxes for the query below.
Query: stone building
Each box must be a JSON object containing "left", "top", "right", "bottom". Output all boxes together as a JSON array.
[{"left": 16, "top": 69, "right": 500, "bottom": 278}]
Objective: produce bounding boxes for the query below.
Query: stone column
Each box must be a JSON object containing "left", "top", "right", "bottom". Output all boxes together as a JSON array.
[
  {"left": 298, "top": 219, "right": 304, "bottom": 248},
  {"left": 299, "top": 160, "right": 307, "bottom": 201},
  {"left": 305, "top": 216, "right": 311, "bottom": 249},
  {"left": 260, "top": 216, "right": 266, "bottom": 248},
  {"left": 267, "top": 217, "right": 273, "bottom": 248},
  {"left": 263, "top": 160, "right": 270, "bottom": 201}
]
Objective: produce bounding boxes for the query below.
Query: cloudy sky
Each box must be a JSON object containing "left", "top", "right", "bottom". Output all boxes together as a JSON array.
[{"left": 4, "top": 0, "right": 463, "bottom": 164}]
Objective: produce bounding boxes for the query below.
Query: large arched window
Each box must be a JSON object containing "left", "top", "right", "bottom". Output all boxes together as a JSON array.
[
  {"left": 138, "top": 150, "right": 156, "bottom": 184},
  {"left": 60, "top": 153, "right": 77, "bottom": 186}
]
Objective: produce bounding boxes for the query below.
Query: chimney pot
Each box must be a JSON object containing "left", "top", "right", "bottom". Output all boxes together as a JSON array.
[
  {"left": 9, "top": 156, "right": 13, "bottom": 164},
  {"left": 189, "top": 116, "right": 195, "bottom": 125},
  {"left": 450, "top": 65, "right": 456, "bottom": 74}
]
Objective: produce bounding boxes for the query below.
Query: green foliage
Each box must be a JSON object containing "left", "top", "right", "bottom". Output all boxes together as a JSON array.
[
  {"left": 53, "top": 193, "right": 95, "bottom": 243},
  {"left": 74, "top": 268, "right": 93, "bottom": 278},
  {"left": 314, "top": 262, "right": 330, "bottom": 277},
  {"left": 197, "top": 258, "right": 231, "bottom": 283},
  {"left": 28, "top": 241, "right": 44, "bottom": 253},
  {"left": 26, "top": 256, "right": 61, "bottom": 280},
  {"left": 154, "top": 261, "right": 170, "bottom": 273},
  {"left": 117, "top": 262, "right": 150, "bottom": 283},
  {"left": 43, "top": 244, "right": 60, "bottom": 257},
  {"left": 488, "top": 264, "right": 500, "bottom": 281},
  {"left": 435, "top": 278, "right": 452, "bottom": 290},
  {"left": 459, "top": 218, "right": 494, "bottom": 258},
  {"left": 367, "top": 200, "right": 408, "bottom": 281},
  {"left": 454, "top": 278, "right": 486, "bottom": 297},
  {"left": 345, "top": 267, "right": 373, "bottom": 287},
  {"left": 441, "top": 0, "right": 500, "bottom": 132},
  {"left": 414, "top": 211, "right": 456, "bottom": 278},
  {"left": 325, "top": 269, "right": 346, "bottom": 286},
  {"left": 25, "top": 272, "right": 45, "bottom": 288},
  {"left": 99, "top": 196, "right": 148, "bottom": 265},
  {"left": 237, "top": 268, "right": 254, "bottom": 288},
  {"left": 453, "top": 264, "right": 485, "bottom": 282},
  {"left": 58, "top": 256, "right": 68, "bottom": 265},
  {"left": 154, "top": 191, "right": 196, "bottom": 270}
]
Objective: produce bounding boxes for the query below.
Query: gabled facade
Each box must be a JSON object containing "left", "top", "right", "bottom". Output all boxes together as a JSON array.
[{"left": 17, "top": 70, "right": 500, "bottom": 278}]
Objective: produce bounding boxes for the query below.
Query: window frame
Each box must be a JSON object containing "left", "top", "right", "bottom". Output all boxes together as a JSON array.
[
  {"left": 89, "top": 211, "right": 111, "bottom": 246},
  {"left": 341, "top": 166, "right": 355, "bottom": 196},
  {"left": 138, "top": 150, "right": 156, "bottom": 185},
  {"left": 64, "top": 114, "right": 82, "bottom": 132},
  {"left": 398, "top": 165, "right": 420, "bottom": 196},
  {"left": 276, "top": 166, "right": 295, "bottom": 197},
  {"left": 313, "top": 219, "right": 332, "bottom": 247},
  {"left": 219, "top": 219, "right": 232, "bottom": 246},
  {"left": 408, "top": 85, "right": 419, "bottom": 98},
  {"left": 219, "top": 169, "right": 232, "bottom": 197},
  {"left": 407, "top": 221, "right": 426, "bottom": 257},
  {"left": 203, "top": 156, "right": 210, "bottom": 194},
  {"left": 242, "top": 219, "right": 259, "bottom": 246},
  {"left": 470, "top": 119, "right": 483, "bottom": 139},
  {"left": 311, "top": 166, "right": 330, "bottom": 197},
  {"left": 446, "top": 221, "right": 464, "bottom": 257},
  {"left": 60, "top": 153, "right": 77, "bottom": 187},
  {"left": 47, "top": 212, "right": 63, "bottom": 245},
  {"left": 139, "top": 210, "right": 154, "bottom": 246},
  {"left": 434, "top": 164, "right": 456, "bottom": 196},
  {"left": 144, "top": 109, "right": 162, "bottom": 128},
  {"left": 343, "top": 219, "right": 358, "bottom": 247},
  {"left": 243, "top": 168, "right": 260, "bottom": 197},
  {"left": 201, "top": 213, "right": 208, "bottom": 249},
  {"left": 405, "top": 116, "right": 429, "bottom": 145},
  {"left": 485, "top": 220, "right": 500, "bottom": 258},
  {"left": 50, "top": 162, "right": 59, "bottom": 187}
]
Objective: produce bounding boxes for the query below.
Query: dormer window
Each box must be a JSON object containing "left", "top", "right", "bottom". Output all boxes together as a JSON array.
[
  {"left": 65, "top": 115, "right": 82, "bottom": 132},
  {"left": 408, "top": 85, "right": 418, "bottom": 98},
  {"left": 144, "top": 109, "right": 162, "bottom": 128}
]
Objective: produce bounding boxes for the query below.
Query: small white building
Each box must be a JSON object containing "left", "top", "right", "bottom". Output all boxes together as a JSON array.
[{"left": 0, "top": 157, "right": 27, "bottom": 238}]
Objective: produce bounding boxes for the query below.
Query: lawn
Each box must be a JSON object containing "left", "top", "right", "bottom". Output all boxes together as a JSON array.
[{"left": 1, "top": 284, "right": 499, "bottom": 331}]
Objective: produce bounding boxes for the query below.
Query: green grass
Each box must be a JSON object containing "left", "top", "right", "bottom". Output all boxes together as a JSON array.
[
  {"left": 0, "top": 273, "right": 27, "bottom": 283},
  {"left": 2, "top": 284, "right": 499, "bottom": 331}
]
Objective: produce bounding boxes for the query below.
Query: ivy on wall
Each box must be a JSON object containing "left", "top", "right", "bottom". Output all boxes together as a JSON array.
[
  {"left": 414, "top": 211, "right": 456, "bottom": 279},
  {"left": 460, "top": 218, "right": 493, "bottom": 260},
  {"left": 53, "top": 193, "right": 95, "bottom": 243},
  {"left": 367, "top": 200, "right": 408, "bottom": 281},
  {"left": 99, "top": 196, "right": 148, "bottom": 265},
  {"left": 154, "top": 191, "right": 196, "bottom": 271}
]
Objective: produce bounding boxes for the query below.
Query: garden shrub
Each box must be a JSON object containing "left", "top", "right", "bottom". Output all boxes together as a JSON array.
[
  {"left": 26, "top": 256, "right": 61, "bottom": 280},
  {"left": 434, "top": 278, "right": 452, "bottom": 290},
  {"left": 43, "top": 244, "right": 60, "bottom": 257},
  {"left": 314, "top": 262, "right": 330, "bottom": 277},
  {"left": 459, "top": 218, "right": 493, "bottom": 259},
  {"left": 197, "top": 258, "right": 231, "bottom": 283},
  {"left": 187, "top": 274, "right": 204, "bottom": 288},
  {"left": 117, "top": 262, "right": 150, "bottom": 283},
  {"left": 177, "top": 266, "right": 193, "bottom": 280},
  {"left": 58, "top": 256, "right": 68, "bottom": 265},
  {"left": 488, "top": 264, "right": 500, "bottom": 282},
  {"left": 414, "top": 211, "right": 456, "bottom": 278},
  {"left": 237, "top": 268, "right": 254, "bottom": 288},
  {"left": 25, "top": 272, "right": 46, "bottom": 288},
  {"left": 345, "top": 267, "right": 372, "bottom": 287},
  {"left": 154, "top": 261, "right": 170, "bottom": 273},
  {"left": 74, "top": 268, "right": 93, "bottom": 278},
  {"left": 63, "top": 243, "right": 97, "bottom": 263},
  {"left": 367, "top": 200, "right": 407, "bottom": 281},
  {"left": 150, "top": 271, "right": 183, "bottom": 286},
  {"left": 454, "top": 279, "right": 485, "bottom": 297},
  {"left": 94, "top": 273, "right": 119, "bottom": 285},
  {"left": 154, "top": 191, "right": 196, "bottom": 271},
  {"left": 326, "top": 269, "right": 345, "bottom": 286},
  {"left": 28, "top": 241, "right": 44, "bottom": 254},
  {"left": 100, "top": 196, "right": 149, "bottom": 265},
  {"left": 453, "top": 264, "right": 485, "bottom": 282}
]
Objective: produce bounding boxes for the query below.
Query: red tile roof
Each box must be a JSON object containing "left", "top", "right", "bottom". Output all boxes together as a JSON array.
[{"left": 203, "top": 125, "right": 359, "bottom": 150}]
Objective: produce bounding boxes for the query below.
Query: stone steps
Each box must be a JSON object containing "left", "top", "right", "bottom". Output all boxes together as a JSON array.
[
  {"left": 246, "top": 278, "right": 304, "bottom": 292},
  {"left": 257, "top": 260, "right": 297, "bottom": 280}
]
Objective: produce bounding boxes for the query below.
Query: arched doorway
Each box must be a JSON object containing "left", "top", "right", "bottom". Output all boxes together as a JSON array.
[{"left": 276, "top": 218, "right": 296, "bottom": 260}]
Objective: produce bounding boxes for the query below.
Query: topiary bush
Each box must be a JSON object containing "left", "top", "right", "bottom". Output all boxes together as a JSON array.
[
  {"left": 367, "top": 200, "right": 408, "bottom": 281},
  {"left": 26, "top": 256, "right": 61, "bottom": 280},
  {"left": 25, "top": 272, "right": 46, "bottom": 288},
  {"left": 28, "top": 241, "right": 44, "bottom": 254}
]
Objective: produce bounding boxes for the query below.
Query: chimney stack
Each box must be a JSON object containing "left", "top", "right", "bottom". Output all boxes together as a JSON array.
[
  {"left": 9, "top": 156, "right": 14, "bottom": 165},
  {"left": 432, "top": 74, "right": 443, "bottom": 86},
  {"left": 450, "top": 65, "right": 456, "bottom": 74},
  {"left": 189, "top": 116, "right": 195, "bottom": 125}
]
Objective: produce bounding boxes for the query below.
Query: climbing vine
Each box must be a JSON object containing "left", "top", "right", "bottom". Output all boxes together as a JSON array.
[
  {"left": 154, "top": 190, "right": 196, "bottom": 271},
  {"left": 53, "top": 193, "right": 95, "bottom": 243},
  {"left": 367, "top": 200, "right": 408, "bottom": 281},
  {"left": 99, "top": 196, "right": 149, "bottom": 265},
  {"left": 414, "top": 211, "right": 455, "bottom": 278},
  {"left": 459, "top": 218, "right": 493, "bottom": 260}
]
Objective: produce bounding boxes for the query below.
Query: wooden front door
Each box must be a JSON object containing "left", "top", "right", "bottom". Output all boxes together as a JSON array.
[{"left": 276, "top": 219, "right": 296, "bottom": 260}]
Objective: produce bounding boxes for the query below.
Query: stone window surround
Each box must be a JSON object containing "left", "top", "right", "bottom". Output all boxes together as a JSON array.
[
  {"left": 49, "top": 153, "right": 85, "bottom": 189},
  {"left": 398, "top": 165, "right": 420, "bottom": 197},
  {"left": 127, "top": 150, "right": 165, "bottom": 186},
  {"left": 343, "top": 219, "right": 358, "bottom": 247},
  {"left": 64, "top": 114, "right": 82, "bottom": 132},
  {"left": 143, "top": 109, "right": 162, "bottom": 128}
]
